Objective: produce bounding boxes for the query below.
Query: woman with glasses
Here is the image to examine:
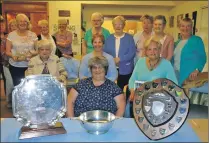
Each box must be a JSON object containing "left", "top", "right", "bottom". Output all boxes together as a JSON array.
[{"left": 67, "top": 56, "right": 125, "bottom": 117}]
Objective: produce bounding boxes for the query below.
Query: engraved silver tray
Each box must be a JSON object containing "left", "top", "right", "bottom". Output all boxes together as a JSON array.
[{"left": 12, "top": 75, "right": 67, "bottom": 127}]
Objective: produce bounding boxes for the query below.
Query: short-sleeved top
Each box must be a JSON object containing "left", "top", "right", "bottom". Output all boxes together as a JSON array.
[
  {"left": 7, "top": 30, "right": 37, "bottom": 67},
  {"left": 73, "top": 77, "right": 123, "bottom": 117},
  {"left": 84, "top": 27, "right": 110, "bottom": 54},
  {"left": 54, "top": 31, "right": 72, "bottom": 55}
]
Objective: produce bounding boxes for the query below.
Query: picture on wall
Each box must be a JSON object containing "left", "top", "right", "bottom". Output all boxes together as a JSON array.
[
  {"left": 177, "top": 14, "right": 183, "bottom": 28},
  {"left": 169, "top": 16, "right": 174, "bottom": 28}
]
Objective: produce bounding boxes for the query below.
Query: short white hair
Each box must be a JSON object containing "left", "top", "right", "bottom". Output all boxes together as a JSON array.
[
  {"left": 36, "top": 40, "right": 52, "bottom": 50},
  {"left": 91, "top": 12, "right": 104, "bottom": 24}
]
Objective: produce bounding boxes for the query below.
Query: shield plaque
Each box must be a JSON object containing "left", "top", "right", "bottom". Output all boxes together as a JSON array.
[{"left": 133, "top": 78, "right": 189, "bottom": 140}]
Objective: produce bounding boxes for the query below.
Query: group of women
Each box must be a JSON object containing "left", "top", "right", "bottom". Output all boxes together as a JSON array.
[{"left": 0, "top": 11, "right": 206, "bottom": 118}]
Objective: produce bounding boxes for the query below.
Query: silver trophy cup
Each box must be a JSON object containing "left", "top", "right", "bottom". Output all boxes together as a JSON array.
[{"left": 12, "top": 75, "right": 67, "bottom": 139}]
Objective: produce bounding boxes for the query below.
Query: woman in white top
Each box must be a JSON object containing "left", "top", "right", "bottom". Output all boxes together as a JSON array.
[
  {"left": 133, "top": 14, "right": 154, "bottom": 64},
  {"left": 6, "top": 13, "right": 38, "bottom": 86},
  {"left": 152, "top": 15, "right": 174, "bottom": 61}
]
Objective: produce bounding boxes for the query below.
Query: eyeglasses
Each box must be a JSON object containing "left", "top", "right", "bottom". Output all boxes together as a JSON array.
[
  {"left": 91, "top": 65, "right": 104, "bottom": 70},
  {"left": 92, "top": 20, "right": 101, "bottom": 22}
]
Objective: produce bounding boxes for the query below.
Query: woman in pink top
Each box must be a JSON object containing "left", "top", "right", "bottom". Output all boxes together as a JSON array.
[
  {"left": 153, "top": 15, "right": 174, "bottom": 61},
  {"left": 133, "top": 15, "right": 154, "bottom": 64},
  {"left": 54, "top": 19, "right": 73, "bottom": 58}
]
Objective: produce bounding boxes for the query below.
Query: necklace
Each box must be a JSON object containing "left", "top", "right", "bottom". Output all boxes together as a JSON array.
[{"left": 149, "top": 58, "right": 160, "bottom": 71}]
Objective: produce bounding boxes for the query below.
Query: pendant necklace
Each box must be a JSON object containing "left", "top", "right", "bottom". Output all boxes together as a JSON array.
[{"left": 149, "top": 58, "right": 160, "bottom": 71}]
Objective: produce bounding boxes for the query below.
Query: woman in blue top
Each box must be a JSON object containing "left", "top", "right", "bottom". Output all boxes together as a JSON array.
[
  {"left": 173, "top": 17, "right": 206, "bottom": 86},
  {"left": 79, "top": 34, "right": 117, "bottom": 81},
  {"left": 82, "top": 12, "right": 110, "bottom": 55},
  {"left": 104, "top": 16, "right": 136, "bottom": 91},
  {"left": 129, "top": 38, "right": 177, "bottom": 101}
]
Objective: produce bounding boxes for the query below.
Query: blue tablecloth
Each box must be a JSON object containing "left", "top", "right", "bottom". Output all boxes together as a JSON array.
[{"left": 1, "top": 118, "right": 200, "bottom": 142}]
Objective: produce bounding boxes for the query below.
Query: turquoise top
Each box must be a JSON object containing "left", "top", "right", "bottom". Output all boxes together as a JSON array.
[
  {"left": 84, "top": 27, "right": 110, "bottom": 54},
  {"left": 129, "top": 57, "right": 178, "bottom": 89},
  {"left": 173, "top": 35, "right": 206, "bottom": 86}
]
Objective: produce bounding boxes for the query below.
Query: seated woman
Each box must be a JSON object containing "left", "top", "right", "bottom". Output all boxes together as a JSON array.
[
  {"left": 128, "top": 38, "right": 177, "bottom": 101},
  {"left": 27, "top": 39, "right": 68, "bottom": 84},
  {"left": 67, "top": 56, "right": 125, "bottom": 117},
  {"left": 79, "top": 34, "right": 117, "bottom": 82}
]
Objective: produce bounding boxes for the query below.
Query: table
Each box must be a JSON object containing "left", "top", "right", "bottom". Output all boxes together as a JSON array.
[{"left": 1, "top": 118, "right": 201, "bottom": 142}]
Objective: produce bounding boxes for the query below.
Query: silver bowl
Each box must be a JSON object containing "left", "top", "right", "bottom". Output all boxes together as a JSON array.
[{"left": 70, "top": 110, "right": 121, "bottom": 135}]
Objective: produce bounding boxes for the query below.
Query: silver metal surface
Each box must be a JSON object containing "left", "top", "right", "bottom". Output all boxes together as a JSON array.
[
  {"left": 133, "top": 78, "right": 189, "bottom": 140},
  {"left": 12, "top": 75, "right": 67, "bottom": 139},
  {"left": 70, "top": 110, "right": 121, "bottom": 135}
]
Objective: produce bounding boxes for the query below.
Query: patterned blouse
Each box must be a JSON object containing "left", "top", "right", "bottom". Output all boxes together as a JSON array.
[{"left": 73, "top": 77, "right": 123, "bottom": 117}]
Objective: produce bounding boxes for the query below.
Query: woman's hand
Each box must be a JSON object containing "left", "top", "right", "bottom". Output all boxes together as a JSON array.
[
  {"left": 12, "top": 55, "right": 18, "bottom": 61},
  {"left": 114, "top": 57, "right": 120, "bottom": 67},
  {"left": 129, "top": 89, "right": 135, "bottom": 102},
  {"left": 189, "top": 70, "right": 199, "bottom": 80},
  {"left": 62, "top": 54, "right": 72, "bottom": 59}
]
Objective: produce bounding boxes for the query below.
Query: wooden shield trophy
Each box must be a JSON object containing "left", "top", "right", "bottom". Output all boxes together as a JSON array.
[{"left": 133, "top": 78, "right": 189, "bottom": 140}]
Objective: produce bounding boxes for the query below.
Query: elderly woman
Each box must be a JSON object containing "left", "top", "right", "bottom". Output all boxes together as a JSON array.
[
  {"left": 67, "top": 56, "right": 125, "bottom": 117},
  {"left": 79, "top": 34, "right": 117, "bottom": 81},
  {"left": 27, "top": 39, "right": 67, "bottom": 84},
  {"left": 8, "top": 19, "right": 17, "bottom": 33},
  {"left": 37, "top": 19, "right": 57, "bottom": 55},
  {"left": 152, "top": 15, "right": 174, "bottom": 61},
  {"left": 133, "top": 14, "right": 154, "bottom": 63},
  {"left": 104, "top": 16, "right": 136, "bottom": 91},
  {"left": 54, "top": 19, "right": 73, "bottom": 58},
  {"left": 82, "top": 12, "right": 110, "bottom": 55},
  {"left": 6, "top": 13, "right": 37, "bottom": 86},
  {"left": 129, "top": 38, "right": 177, "bottom": 101},
  {"left": 173, "top": 17, "right": 206, "bottom": 86}
]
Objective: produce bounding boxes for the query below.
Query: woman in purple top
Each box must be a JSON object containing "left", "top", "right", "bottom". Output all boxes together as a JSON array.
[{"left": 54, "top": 19, "right": 73, "bottom": 58}]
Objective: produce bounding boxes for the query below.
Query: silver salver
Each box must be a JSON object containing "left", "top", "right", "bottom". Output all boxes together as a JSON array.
[{"left": 12, "top": 75, "right": 67, "bottom": 139}]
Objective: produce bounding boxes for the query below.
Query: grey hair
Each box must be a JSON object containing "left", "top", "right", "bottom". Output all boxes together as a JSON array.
[
  {"left": 91, "top": 12, "right": 104, "bottom": 24},
  {"left": 112, "top": 15, "right": 126, "bottom": 26},
  {"left": 140, "top": 14, "right": 154, "bottom": 24},
  {"left": 36, "top": 39, "right": 52, "bottom": 51},
  {"left": 16, "top": 13, "right": 32, "bottom": 30},
  {"left": 88, "top": 56, "right": 109, "bottom": 75},
  {"left": 154, "top": 15, "right": 167, "bottom": 25}
]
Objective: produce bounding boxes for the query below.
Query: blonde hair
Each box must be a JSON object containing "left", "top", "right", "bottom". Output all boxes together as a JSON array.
[
  {"left": 0, "top": 15, "right": 4, "bottom": 22},
  {"left": 16, "top": 13, "right": 32, "bottom": 30},
  {"left": 38, "top": 19, "right": 48, "bottom": 27},
  {"left": 36, "top": 40, "right": 52, "bottom": 50},
  {"left": 112, "top": 15, "right": 126, "bottom": 26},
  {"left": 91, "top": 12, "right": 104, "bottom": 24},
  {"left": 144, "top": 37, "right": 162, "bottom": 51},
  {"left": 58, "top": 19, "right": 68, "bottom": 25},
  {"left": 8, "top": 19, "right": 17, "bottom": 32}
]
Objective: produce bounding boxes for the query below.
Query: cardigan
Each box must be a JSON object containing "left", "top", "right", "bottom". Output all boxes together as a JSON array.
[
  {"left": 172, "top": 35, "right": 206, "bottom": 86},
  {"left": 103, "top": 33, "right": 136, "bottom": 75}
]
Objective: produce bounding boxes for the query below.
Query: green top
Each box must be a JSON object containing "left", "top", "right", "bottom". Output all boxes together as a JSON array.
[{"left": 84, "top": 27, "right": 110, "bottom": 54}]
